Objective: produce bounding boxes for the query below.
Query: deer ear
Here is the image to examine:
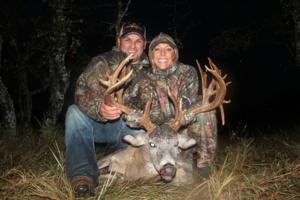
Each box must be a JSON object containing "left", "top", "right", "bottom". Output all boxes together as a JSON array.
[
  {"left": 178, "top": 134, "right": 196, "bottom": 149},
  {"left": 123, "top": 132, "right": 146, "bottom": 147}
]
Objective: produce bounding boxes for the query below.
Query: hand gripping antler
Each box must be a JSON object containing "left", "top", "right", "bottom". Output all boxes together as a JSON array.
[
  {"left": 169, "top": 58, "right": 231, "bottom": 131},
  {"left": 99, "top": 55, "right": 157, "bottom": 133}
]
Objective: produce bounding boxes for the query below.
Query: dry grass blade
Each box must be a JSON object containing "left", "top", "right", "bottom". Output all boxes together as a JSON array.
[
  {"left": 49, "top": 142, "right": 64, "bottom": 171},
  {"left": 97, "top": 170, "right": 118, "bottom": 199},
  {"left": 208, "top": 156, "right": 236, "bottom": 200},
  {"left": 184, "top": 180, "right": 209, "bottom": 200}
]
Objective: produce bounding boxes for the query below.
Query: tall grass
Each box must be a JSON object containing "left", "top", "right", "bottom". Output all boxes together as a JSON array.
[{"left": 1, "top": 125, "right": 300, "bottom": 199}]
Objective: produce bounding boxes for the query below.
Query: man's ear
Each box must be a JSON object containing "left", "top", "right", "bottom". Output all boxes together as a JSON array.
[{"left": 117, "top": 37, "right": 121, "bottom": 48}]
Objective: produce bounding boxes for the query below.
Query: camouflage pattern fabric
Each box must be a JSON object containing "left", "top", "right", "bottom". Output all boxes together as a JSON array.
[{"left": 188, "top": 111, "right": 217, "bottom": 168}]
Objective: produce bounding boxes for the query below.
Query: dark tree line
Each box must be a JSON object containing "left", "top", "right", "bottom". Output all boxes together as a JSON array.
[
  {"left": 0, "top": 0, "right": 299, "bottom": 133},
  {"left": 0, "top": 0, "right": 132, "bottom": 133}
]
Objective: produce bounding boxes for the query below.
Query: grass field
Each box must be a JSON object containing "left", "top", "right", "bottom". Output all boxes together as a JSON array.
[{"left": 1, "top": 124, "right": 300, "bottom": 200}]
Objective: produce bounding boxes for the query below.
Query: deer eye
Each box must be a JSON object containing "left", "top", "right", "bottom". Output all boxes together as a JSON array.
[
  {"left": 149, "top": 141, "right": 156, "bottom": 148},
  {"left": 174, "top": 141, "right": 179, "bottom": 147}
]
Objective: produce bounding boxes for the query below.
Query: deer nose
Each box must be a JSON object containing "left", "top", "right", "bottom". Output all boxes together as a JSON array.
[{"left": 159, "top": 163, "right": 176, "bottom": 182}]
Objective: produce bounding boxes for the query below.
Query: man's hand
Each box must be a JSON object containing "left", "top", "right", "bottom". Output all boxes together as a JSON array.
[{"left": 100, "top": 103, "right": 122, "bottom": 120}]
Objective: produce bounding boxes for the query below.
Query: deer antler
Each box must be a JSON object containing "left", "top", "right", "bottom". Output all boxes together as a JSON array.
[
  {"left": 99, "top": 55, "right": 157, "bottom": 133},
  {"left": 189, "top": 58, "right": 230, "bottom": 125},
  {"left": 169, "top": 58, "right": 230, "bottom": 131},
  {"left": 99, "top": 55, "right": 135, "bottom": 114}
]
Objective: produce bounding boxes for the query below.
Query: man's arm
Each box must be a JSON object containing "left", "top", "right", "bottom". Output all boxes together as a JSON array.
[{"left": 75, "top": 55, "right": 122, "bottom": 122}]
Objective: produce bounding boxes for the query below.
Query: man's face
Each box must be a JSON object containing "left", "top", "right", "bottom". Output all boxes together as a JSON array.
[{"left": 118, "top": 33, "right": 146, "bottom": 64}]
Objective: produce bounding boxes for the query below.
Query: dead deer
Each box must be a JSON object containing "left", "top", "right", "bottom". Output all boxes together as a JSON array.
[{"left": 97, "top": 55, "right": 230, "bottom": 185}]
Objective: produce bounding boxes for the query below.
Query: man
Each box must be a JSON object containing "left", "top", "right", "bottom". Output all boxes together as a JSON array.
[{"left": 64, "top": 21, "right": 149, "bottom": 197}]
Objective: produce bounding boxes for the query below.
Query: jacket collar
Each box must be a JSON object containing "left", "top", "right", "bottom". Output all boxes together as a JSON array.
[{"left": 151, "top": 63, "right": 177, "bottom": 78}]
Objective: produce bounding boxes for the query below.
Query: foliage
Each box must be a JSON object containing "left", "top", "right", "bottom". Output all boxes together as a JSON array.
[{"left": 1, "top": 125, "right": 300, "bottom": 199}]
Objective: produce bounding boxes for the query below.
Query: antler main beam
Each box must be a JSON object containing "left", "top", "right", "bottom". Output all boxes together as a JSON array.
[{"left": 168, "top": 89, "right": 184, "bottom": 132}]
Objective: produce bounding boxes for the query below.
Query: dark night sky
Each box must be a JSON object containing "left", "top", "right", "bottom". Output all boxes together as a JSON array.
[{"left": 130, "top": 0, "right": 282, "bottom": 45}]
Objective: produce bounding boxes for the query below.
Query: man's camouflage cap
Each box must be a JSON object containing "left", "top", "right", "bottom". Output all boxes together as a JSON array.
[{"left": 119, "top": 21, "right": 146, "bottom": 39}]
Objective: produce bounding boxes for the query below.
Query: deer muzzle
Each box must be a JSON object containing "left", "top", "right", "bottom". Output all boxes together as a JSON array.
[{"left": 159, "top": 163, "right": 176, "bottom": 182}]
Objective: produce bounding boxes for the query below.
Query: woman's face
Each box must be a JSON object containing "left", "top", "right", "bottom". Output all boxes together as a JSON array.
[{"left": 152, "top": 43, "right": 176, "bottom": 70}]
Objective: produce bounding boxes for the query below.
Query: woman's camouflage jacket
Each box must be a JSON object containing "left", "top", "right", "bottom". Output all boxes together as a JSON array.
[{"left": 124, "top": 61, "right": 200, "bottom": 126}]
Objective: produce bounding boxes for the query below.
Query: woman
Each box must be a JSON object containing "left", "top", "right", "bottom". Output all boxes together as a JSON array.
[
  {"left": 127, "top": 33, "right": 199, "bottom": 124},
  {"left": 124, "top": 33, "right": 217, "bottom": 172}
]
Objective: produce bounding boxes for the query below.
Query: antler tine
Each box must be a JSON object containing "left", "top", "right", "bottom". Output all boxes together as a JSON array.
[
  {"left": 167, "top": 88, "right": 184, "bottom": 132},
  {"left": 99, "top": 71, "right": 112, "bottom": 87},
  {"left": 219, "top": 104, "right": 225, "bottom": 125},
  {"left": 105, "top": 69, "right": 133, "bottom": 95},
  {"left": 99, "top": 54, "right": 133, "bottom": 88},
  {"left": 116, "top": 66, "right": 129, "bottom": 104},
  {"left": 112, "top": 54, "right": 133, "bottom": 81},
  {"left": 141, "top": 94, "right": 156, "bottom": 133},
  {"left": 196, "top": 60, "right": 207, "bottom": 97}
]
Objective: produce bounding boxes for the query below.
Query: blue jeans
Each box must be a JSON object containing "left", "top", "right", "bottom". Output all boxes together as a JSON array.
[{"left": 65, "top": 104, "right": 143, "bottom": 185}]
